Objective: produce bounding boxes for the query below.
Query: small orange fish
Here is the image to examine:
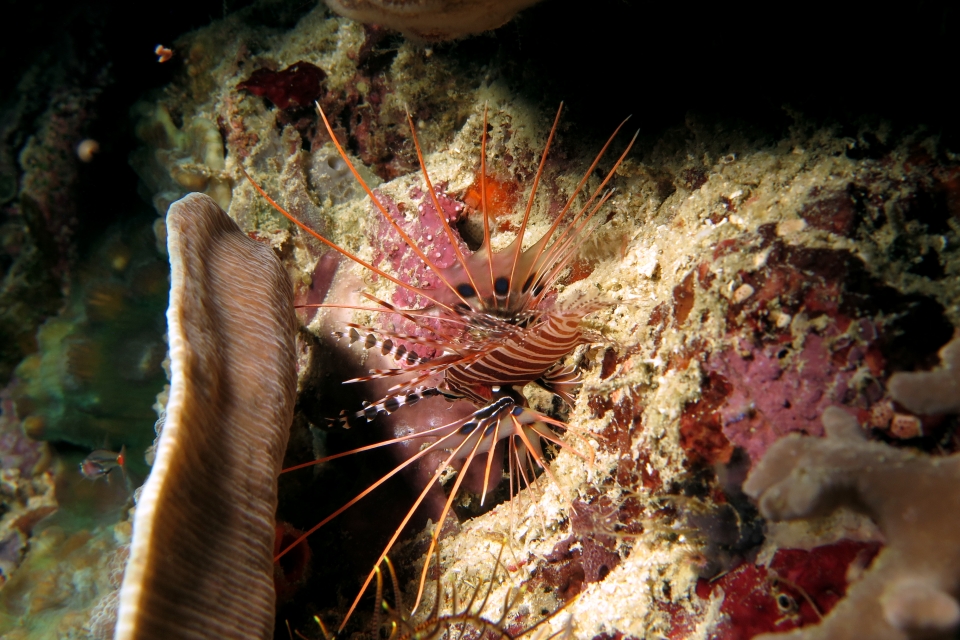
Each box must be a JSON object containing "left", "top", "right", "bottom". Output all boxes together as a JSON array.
[
  {"left": 154, "top": 45, "right": 173, "bottom": 63},
  {"left": 80, "top": 446, "right": 127, "bottom": 480}
]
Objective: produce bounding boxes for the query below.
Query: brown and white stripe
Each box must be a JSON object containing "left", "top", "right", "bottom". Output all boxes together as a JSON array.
[{"left": 445, "top": 312, "right": 583, "bottom": 393}]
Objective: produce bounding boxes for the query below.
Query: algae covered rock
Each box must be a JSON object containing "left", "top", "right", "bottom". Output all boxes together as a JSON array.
[
  {"left": 117, "top": 3, "right": 960, "bottom": 639},
  {"left": 11, "top": 217, "right": 168, "bottom": 474}
]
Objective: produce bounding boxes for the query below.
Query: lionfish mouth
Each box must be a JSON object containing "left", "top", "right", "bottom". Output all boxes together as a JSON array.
[{"left": 244, "top": 100, "right": 636, "bottom": 633}]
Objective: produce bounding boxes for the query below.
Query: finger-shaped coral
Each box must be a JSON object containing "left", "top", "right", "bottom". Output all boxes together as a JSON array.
[
  {"left": 743, "top": 407, "right": 960, "bottom": 640},
  {"left": 115, "top": 193, "right": 297, "bottom": 639},
  {"left": 888, "top": 335, "right": 960, "bottom": 416}
]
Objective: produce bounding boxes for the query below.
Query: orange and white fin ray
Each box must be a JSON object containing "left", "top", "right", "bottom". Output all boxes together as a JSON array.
[
  {"left": 315, "top": 104, "right": 475, "bottom": 309},
  {"left": 337, "top": 414, "right": 489, "bottom": 632},
  {"left": 525, "top": 116, "right": 633, "bottom": 278},
  {"left": 533, "top": 128, "right": 639, "bottom": 296},
  {"left": 407, "top": 111, "right": 484, "bottom": 304},
  {"left": 240, "top": 166, "right": 460, "bottom": 315},
  {"left": 506, "top": 103, "right": 564, "bottom": 310},
  {"left": 277, "top": 418, "right": 484, "bottom": 572},
  {"left": 302, "top": 302, "right": 472, "bottom": 332}
]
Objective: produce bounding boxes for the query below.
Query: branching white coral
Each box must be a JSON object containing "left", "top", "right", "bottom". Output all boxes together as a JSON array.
[{"left": 743, "top": 406, "right": 960, "bottom": 640}]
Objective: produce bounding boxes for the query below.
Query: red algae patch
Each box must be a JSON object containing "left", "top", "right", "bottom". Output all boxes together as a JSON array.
[
  {"left": 238, "top": 61, "right": 327, "bottom": 111},
  {"left": 697, "top": 541, "right": 882, "bottom": 640},
  {"left": 462, "top": 171, "right": 522, "bottom": 220}
]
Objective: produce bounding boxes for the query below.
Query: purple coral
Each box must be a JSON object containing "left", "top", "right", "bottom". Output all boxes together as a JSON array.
[{"left": 706, "top": 329, "right": 870, "bottom": 464}]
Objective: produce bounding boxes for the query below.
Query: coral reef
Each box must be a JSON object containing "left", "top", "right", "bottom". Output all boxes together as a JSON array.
[
  {"left": 0, "top": 74, "right": 104, "bottom": 383},
  {"left": 743, "top": 407, "right": 960, "bottom": 640},
  {"left": 130, "top": 104, "right": 233, "bottom": 217},
  {"left": 0, "top": 513, "right": 132, "bottom": 639},
  {"left": 122, "top": 4, "right": 960, "bottom": 638},
  {"left": 10, "top": 217, "right": 168, "bottom": 475},
  {"left": 116, "top": 193, "right": 297, "bottom": 639},
  {"left": 888, "top": 335, "right": 960, "bottom": 415},
  {"left": 0, "top": 216, "right": 168, "bottom": 637},
  {"left": 0, "top": 384, "right": 49, "bottom": 479},
  {"left": 1, "top": 387, "right": 132, "bottom": 639},
  {"left": 0, "top": 385, "right": 55, "bottom": 588}
]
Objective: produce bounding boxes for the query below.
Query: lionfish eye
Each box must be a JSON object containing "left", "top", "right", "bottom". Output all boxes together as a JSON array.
[
  {"left": 456, "top": 283, "right": 477, "bottom": 298},
  {"left": 494, "top": 276, "right": 509, "bottom": 296},
  {"left": 521, "top": 274, "right": 535, "bottom": 293}
]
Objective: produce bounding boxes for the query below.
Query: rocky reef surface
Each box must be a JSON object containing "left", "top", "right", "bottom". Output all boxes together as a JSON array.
[
  {"left": 117, "top": 5, "right": 960, "bottom": 637},
  {"left": 1, "top": 1, "right": 958, "bottom": 638}
]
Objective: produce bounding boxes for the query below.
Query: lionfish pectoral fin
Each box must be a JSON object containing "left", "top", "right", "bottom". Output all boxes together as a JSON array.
[
  {"left": 336, "top": 323, "right": 459, "bottom": 361},
  {"left": 279, "top": 408, "right": 505, "bottom": 633},
  {"left": 537, "top": 363, "right": 583, "bottom": 407},
  {"left": 510, "top": 405, "right": 595, "bottom": 468},
  {"left": 337, "top": 388, "right": 444, "bottom": 427},
  {"left": 408, "top": 398, "right": 518, "bottom": 620},
  {"left": 338, "top": 408, "right": 497, "bottom": 633},
  {"left": 510, "top": 413, "right": 560, "bottom": 488},
  {"left": 479, "top": 416, "right": 505, "bottom": 506}
]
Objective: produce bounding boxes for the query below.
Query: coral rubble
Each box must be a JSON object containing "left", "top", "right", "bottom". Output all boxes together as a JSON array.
[
  {"left": 116, "top": 194, "right": 297, "bottom": 639},
  {"left": 743, "top": 407, "right": 960, "bottom": 640}
]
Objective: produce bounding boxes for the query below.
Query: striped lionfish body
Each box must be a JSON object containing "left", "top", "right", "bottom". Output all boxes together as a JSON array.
[{"left": 246, "top": 102, "right": 636, "bottom": 632}]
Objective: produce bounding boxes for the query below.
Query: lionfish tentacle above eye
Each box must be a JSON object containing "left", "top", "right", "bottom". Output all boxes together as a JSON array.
[
  {"left": 504, "top": 103, "right": 564, "bottom": 313},
  {"left": 246, "top": 100, "right": 637, "bottom": 634},
  {"left": 407, "top": 111, "right": 485, "bottom": 305}
]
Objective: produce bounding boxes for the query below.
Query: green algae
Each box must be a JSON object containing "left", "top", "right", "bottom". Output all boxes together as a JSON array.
[{"left": 11, "top": 217, "right": 168, "bottom": 479}]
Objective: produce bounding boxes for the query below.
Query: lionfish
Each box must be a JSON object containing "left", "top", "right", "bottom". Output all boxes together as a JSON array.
[{"left": 245, "top": 102, "right": 635, "bottom": 632}]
